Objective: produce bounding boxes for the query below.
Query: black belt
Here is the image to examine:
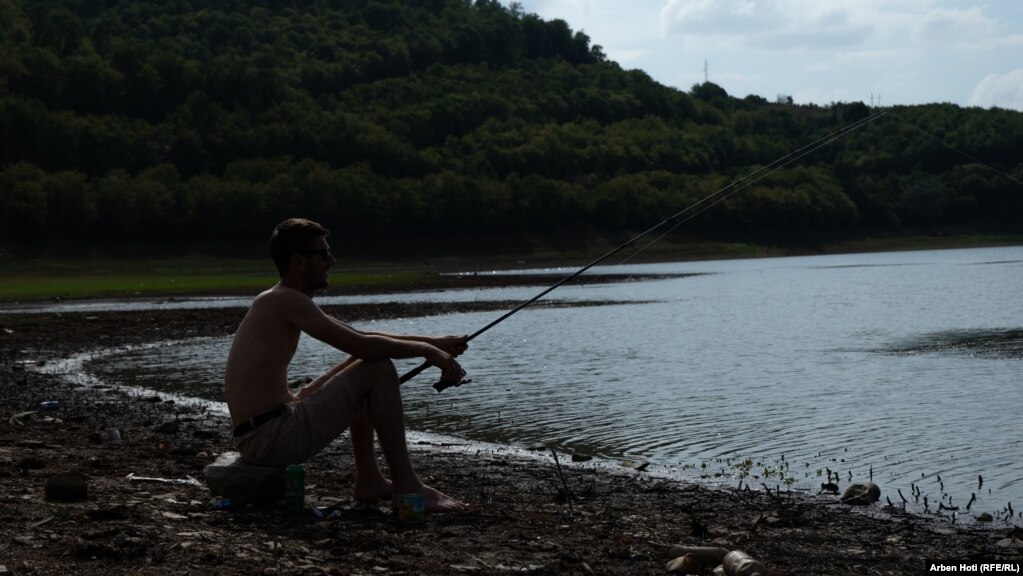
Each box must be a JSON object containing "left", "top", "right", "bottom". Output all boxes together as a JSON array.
[{"left": 233, "top": 404, "right": 288, "bottom": 437}]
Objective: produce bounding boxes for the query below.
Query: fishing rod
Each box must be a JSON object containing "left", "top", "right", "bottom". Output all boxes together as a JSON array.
[{"left": 401, "top": 111, "right": 889, "bottom": 391}]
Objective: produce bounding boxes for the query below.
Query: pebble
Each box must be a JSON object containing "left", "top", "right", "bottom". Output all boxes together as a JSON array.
[
  {"left": 996, "top": 538, "right": 1023, "bottom": 550},
  {"left": 155, "top": 421, "right": 180, "bottom": 434},
  {"left": 665, "top": 545, "right": 728, "bottom": 574},
  {"left": 45, "top": 471, "right": 88, "bottom": 502},
  {"left": 17, "top": 456, "right": 47, "bottom": 470}
]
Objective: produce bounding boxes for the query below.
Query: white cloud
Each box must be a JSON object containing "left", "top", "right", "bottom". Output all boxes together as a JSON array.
[
  {"left": 604, "top": 47, "right": 649, "bottom": 64},
  {"left": 911, "top": 6, "right": 1000, "bottom": 46},
  {"left": 833, "top": 49, "right": 911, "bottom": 68},
  {"left": 963, "top": 32, "right": 1023, "bottom": 53},
  {"left": 967, "top": 69, "right": 1023, "bottom": 111},
  {"left": 658, "top": 0, "right": 877, "bottom": 50},
  {"left": 510, "top": 0, "right": 1023, "bottom": 108}
]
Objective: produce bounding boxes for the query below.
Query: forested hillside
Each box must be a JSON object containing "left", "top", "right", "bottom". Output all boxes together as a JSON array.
[{"left": 2, "top": 0, "right": 1021, "bottom": 244}]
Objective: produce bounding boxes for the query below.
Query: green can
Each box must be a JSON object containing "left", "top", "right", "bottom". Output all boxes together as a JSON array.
[
  {"left": 284, "top": 464, "right": 305, "bottom": 514},
  {"left": 397, "top": 493, "right": 424, "bottom": 524}
]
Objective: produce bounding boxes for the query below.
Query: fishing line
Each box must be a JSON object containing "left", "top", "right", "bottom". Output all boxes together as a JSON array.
[
  {"left": 599, "top": 108, "right": 1023, "bottom": 281},
  {"left": 599, "top": 111, "right": 889, "bottom": 272},
  {"left": 401, "top": 111, "right": 889, "bottom": 390},
  {"left": 887, "top": 110, "right": 1023, "bottom": 188}
]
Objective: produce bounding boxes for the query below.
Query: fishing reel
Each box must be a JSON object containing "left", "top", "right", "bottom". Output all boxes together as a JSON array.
[{"left": 434, "top": 367, "right": 471, "bottom": 392}]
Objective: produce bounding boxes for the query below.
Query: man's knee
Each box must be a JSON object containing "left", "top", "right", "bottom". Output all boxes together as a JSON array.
[
  {"left": 364, "top": 358, "right": 397, "bottom": 379},
  {"left": 344, "top": 358, "right": 397, "bottom": 389}
]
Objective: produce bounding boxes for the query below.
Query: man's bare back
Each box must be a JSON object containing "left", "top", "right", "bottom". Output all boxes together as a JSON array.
[{"left": 225, "top": 286, "right": 308, "bottom": 427}]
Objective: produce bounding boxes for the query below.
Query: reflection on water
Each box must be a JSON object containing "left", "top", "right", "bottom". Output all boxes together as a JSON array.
[{"left": 84, "top": 246, "right": 1023, "bottom": 521}]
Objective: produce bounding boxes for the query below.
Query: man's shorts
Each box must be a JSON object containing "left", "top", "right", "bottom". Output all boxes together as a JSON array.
[{"left": 233, "top": 372, "right": 361, "bottom": 467}]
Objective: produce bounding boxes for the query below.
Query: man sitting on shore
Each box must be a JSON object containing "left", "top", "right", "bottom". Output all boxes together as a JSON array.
[{"left": 225, "top": 218, "right": 469, "bottom": 512}]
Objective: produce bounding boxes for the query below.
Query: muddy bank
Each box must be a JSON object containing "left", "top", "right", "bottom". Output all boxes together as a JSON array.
[{"left": 1, "top": 304, "right": 1021, "bottom": 575}]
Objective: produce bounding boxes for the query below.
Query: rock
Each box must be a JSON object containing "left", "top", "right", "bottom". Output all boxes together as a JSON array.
[
  {"left": 840, "top": 482, "right": 881, "bottom": 505},
  {"left": 17, "top": 456, "right": 47, "bottom": 471},
  {"left": 996, "top": 538, "right": 1023, "bottom": 550},
  {"left": 85, "top": 506, "right": 131, "bottom": 522},
  {"left": 155, "top": 421, "right": 180, "bottom": 434},
  {"left": 45, "top": 471, "right": 88, "bottom": 502},
  {"left": 664, "top": 545, "right": 728, "bottom": 563},
  {"left": 192, "top": 429, "right": 219, "bottom": 440},
  {"left": 665, "top": 545, "right": 728, "bottom": 574},
  {"left": 202, "top": 451, "right": 285, "bottom": 505}
]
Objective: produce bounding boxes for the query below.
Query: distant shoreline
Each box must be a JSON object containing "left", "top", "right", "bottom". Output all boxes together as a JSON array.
[{"left": 2, "top": 230, "right": 1020, "bottom": 303}]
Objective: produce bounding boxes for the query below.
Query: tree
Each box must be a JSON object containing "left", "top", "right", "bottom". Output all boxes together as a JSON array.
[
  {"left": 0, "top": 0, "right": 1018, "bottom": 246},
  {"left": 0, "top": 163, "right": 49, "bottom": 240}
]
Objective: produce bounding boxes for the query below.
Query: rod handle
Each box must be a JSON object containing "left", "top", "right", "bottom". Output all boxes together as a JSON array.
[{"left": 399, "top": 360, "right": 431, "bottom": 384}]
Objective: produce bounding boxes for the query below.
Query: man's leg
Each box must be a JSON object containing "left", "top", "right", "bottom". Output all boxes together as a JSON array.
[
  {"left": 344, "top": 359, "right": 468, "bottom": 513},
  {"left": 349, "top": 408, "right": 392, "bottom": 501}
]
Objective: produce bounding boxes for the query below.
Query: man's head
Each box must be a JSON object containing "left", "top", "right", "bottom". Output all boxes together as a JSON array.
[{"left": 269, "top": 218, "right": 335, "bottom": 289}]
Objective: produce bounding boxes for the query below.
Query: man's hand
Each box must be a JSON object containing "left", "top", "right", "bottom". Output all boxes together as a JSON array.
[
  {"left": 430, "top": 335, "right": 469, "bottom": 357},
  {"left": 427, "top": 348, "right": 465, "bottom": 385}
]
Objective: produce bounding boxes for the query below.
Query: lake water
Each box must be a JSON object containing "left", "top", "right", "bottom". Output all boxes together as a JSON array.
[{"left": 81, "top": 246, "right": 1023, "bottom": 521}]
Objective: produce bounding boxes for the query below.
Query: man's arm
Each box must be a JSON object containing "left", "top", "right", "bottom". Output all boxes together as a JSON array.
[
  {"left": 278, "top": 289, "right": 464, "bottom": 382},
  {"left": 355, "top": 329, "right": 468, "bottom": 357},
  {"left": 294, "top": 355, "right": 356, "bottom": 400}
]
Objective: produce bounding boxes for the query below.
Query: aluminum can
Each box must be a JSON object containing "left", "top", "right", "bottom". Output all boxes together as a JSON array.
[
  {"left": 284, "top": 464, "right": 305, "bottom": 514},
  {"left": 397, "top": 493, "right": 424, "bottom": 524},
  {"left": 37, "top": 401, "right": 60, "bottom": 411}
]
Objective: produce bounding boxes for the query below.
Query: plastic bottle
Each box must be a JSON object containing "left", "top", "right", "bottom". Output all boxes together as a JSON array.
[
  {"left": 37, "top": 401, "right": 61, "bottom": 411},
  {"left": 284, "top": 464, "right": 305, "bottom": 514}
]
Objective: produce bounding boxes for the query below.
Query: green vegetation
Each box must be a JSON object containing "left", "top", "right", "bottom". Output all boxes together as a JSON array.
[
  {"left": 0, "top": 254, "right": 268, "bottom": 299},
  {"left": 0, "top": 253, "right": 434, "bottom": 300},
  {"left": 0, "top": 273, "right": 269, "bottom": 300},
  {"left": 1, "top": 0, "right": 1021, "bottom": 252}
]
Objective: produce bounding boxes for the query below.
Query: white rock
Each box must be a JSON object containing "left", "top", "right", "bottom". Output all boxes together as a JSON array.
[{"left": 202, "top": 452, "right": 285, "bottom": 505}]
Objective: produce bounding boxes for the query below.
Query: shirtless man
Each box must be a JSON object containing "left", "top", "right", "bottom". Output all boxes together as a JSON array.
[{"left": 225, "top": 218, "right": 469, "bottom": 512}]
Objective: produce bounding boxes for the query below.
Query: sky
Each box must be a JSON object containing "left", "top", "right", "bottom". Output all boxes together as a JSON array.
[{"left": 506, "top": 0, "right": 1023, "bottom": 111}]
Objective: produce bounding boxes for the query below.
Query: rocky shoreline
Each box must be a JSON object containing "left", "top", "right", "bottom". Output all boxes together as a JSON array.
[{"left": 2, "top": 302, "right": 1021, "bottom": 575}]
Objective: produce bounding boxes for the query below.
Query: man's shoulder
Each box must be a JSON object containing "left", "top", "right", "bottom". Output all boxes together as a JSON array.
[{"left": 251, "top": 285, "right": 320, "bottom": 314}]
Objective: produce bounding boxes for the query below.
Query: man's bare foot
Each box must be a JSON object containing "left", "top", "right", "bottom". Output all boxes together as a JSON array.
[
  {"left": 394, "top": 484, "right": 470, "bottom": 513},
  {"left": 353, "top": 476, "right": 392, "bottom": 502}
]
